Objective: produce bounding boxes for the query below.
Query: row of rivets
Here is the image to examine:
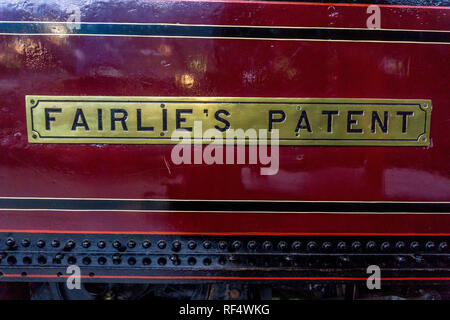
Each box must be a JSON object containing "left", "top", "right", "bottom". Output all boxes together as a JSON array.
[
  {"left": 2, "top": 255, "right": 155, "bottom": 266},
  {"left": 3, "top": 238, "right": 449, "bottom": 253},
  {"left": 6, "top": 238, "right": 146, "bottom": 250},
  {"left": 1, "top": 253, "right": 446, "bottom": 268}
]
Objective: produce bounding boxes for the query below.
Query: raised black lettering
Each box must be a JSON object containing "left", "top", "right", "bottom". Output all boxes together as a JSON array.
[
  {"left": 162, "top": 108, "right": 167, "bottom": 131},
  {"left": 397, "top": 111, "right": 414, "bottom": 133},
  {"left": 347, "top": 111, "right": 364, "bottom": 133},
  {"left": 45, "top": 108, "right": 62, "bottom": 130},
  {"left": 71, "top": 108, "right": 89, "bottom": 131},
  {"left": 110, "top": 109, "right": 128, "bottom": 131},
  {"left": 98, "top": 109, "right": 103, "bottom": 131},
  {"left": 214, "top": 110, "right": 230, "bottom": 132},
  {"left": 268, "top": 110, "right": 286, "bottom": 132},
  {"left": 322, "top": 110, "right": 338, "bottom": 133},
  {"left": 295, "top": 111, "right": 312, "bottom": 133},
  {"left": 371, "top": 111, "right": 388, "bottom": 133},
  {"left": 176, "top": 109, "right": 193, "bottom": 131},
  {"left": 136, "top": 109, "right": 154, "bottom": 131}
]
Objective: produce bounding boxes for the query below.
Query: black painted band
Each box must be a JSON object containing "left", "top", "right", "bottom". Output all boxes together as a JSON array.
[
  {"left": 0, "top": 198, "right": 448, "bottom": 213},
  {"left": 0, "top": 22, "right": 449, "bottom": 43}
]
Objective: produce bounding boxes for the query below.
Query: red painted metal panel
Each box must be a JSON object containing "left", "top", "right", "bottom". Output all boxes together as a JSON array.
[
  {"left": 0, "top": 211, "right": 449, "bottom": 235},
  {"left": 0, "top": 0, "right": 448, "bottom": 234}
]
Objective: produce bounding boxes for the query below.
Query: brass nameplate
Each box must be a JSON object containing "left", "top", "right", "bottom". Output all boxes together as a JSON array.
[{"left": 26, "top": 96, "right": 431, "bottom": 146}]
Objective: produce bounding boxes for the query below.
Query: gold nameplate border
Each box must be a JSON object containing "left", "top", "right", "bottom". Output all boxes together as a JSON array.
[{"left": 26, "top": 96, "right": 431, "bottom": 146}]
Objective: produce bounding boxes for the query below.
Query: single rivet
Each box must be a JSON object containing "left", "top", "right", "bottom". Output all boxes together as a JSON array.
[
  {"left": 7, "top": 256, "right": 17, "bottom": 265},
  {"left": 410, "top": 241, "right": 420, "bottom": 250},
  {"left": 263, "top": 241, "right": 272, "bottom": 250},
  {"left": 82, "top": 240, "right": 90, "bottom": 248},
  {"left": 128, "top": 257, "right": 136, "bottom": 265},
  {"left": 278, "top": 241, "right": 288, "bottom": 251},
  {"left": 352, "top": 241, "right": 362, "bottom": 251},
  {"left": 283, "top": 255, "right": 293, "bottom": 263},
  {"left": 37, "top": 256, "right": 47, "bottom": 264},
  {"left": 218, "top": 241, "right": 227, "bottom": 250},
  {"left": 247, "top": 241, "right": 257, "bottom": 250},
  {"left": 51, "top": 240, "right": 60, "bottom": 248},
  {"left": 322, "top": 242, "right": 333, "bottom": 251},
  {"left": 67, "top": 256, "right": 76, "bottom": 264},
  {"left": 187, "top": 240, "right": 197, "bottom": 250},
  {"left": 157, "top": 240, "right": 167, "bottom": 249},
  {"left": 55, "top": 253, "right": 64, "bottom": 260},
  {"left": 203, "top": 257, "right": 212, "bottom": 266},
  {"left": 395, "top": 241, "right": 405, "bottom": 251},
  {"left": 337, "top": 241, "right": 347, "bottom": 251},
  {"left": 36, "top": 240, "right": 45, "bottom": 248},
  {"left": 82, "top": 257, "right": 91, "bottom": 265},
  {"left": 112, "top": 256, "right": 121, "bottom": 265},
  {"left": 232, "top": 241, "right": 242, "bottom": 250},
  {"left": 142, "top": 240, "right": 151, "bottom": 248},
  {"left": 339, "top": 256, "right": 350, "bottom": 264},
  {"left": 81, "top": 240, "right": 91, "bottom": 249},
  {"left": 157, "top": 257, "right": 166, "bottom": 265},
  {"left": 127, "top": 240, "right": 136, "bottom": 248},
  {"left": 188, "top": 257, "right": 196, "bottom": 265},
  {"left": 381, "top": 242, "right": 391, "bottom": 251},
  {"left": 366, "top": 241, "right": 377, "bottom": 251},
  {"left": 172, "top": 240, "right": 181, "bottom": 251},
  {"left": 21, "top": 239, "right": 30, "bottom": 248},
  {"left": 98, "top": 257, "right": 107, "bottom": 265},
  {"left": 291, "top": 241, "right": 302, "bottom": 250},
  {"left": 439, "top": 242, "right": 448, "bottom": 252},
  {"left": 23, "top": 257, "right": 32, "bottom": 264},
  {"left": 425, "top": 241, "right": 435, "bottom": 251},
  {"left": 142, "top": 257, "right": 151, "bottom": 265},
  {"left": 97, "top": 241, "right": 106, "bottom": 249},
  {"left": 203, "top": 240, "right": 212, "bottom": 249},
  {"left": 170, "top": 255, "right": 180, "bottom": 265},
  {"left": 307, "top": 241, "right": 318, "bottom": 252},
  {"left": 6, "top": 238, "right": 15, "bottom": 247},
  {"left": 228, "top": 255, "right": 240, "bottom": 264},
  {"left": 112, "top": 240, "right": 121, "bottom": 249},
  {"left": 65, "top": 240, "right": 75, "bottom": 249}
]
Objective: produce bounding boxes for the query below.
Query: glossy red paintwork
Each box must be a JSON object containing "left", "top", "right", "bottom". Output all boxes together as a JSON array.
[
  {"left": 0, "top": 210, "right": 449, "bottom": 235},
  {"left": 0, "top": 1, "right": 448, "bottom": 234}
]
